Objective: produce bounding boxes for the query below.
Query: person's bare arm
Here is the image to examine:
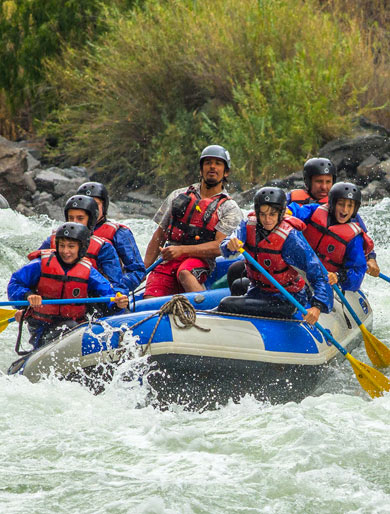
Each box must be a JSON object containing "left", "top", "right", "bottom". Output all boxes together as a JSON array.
[
  {"left": 160, "top": 231, "right": 226, "bottom": 261},
  {"left": 144, "top": 226, "right": 167, "bottom": 268}
]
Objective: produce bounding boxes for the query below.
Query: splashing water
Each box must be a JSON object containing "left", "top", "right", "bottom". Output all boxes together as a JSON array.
[{"left": 0, "top": 204, "right": 390, "bottom": 513}]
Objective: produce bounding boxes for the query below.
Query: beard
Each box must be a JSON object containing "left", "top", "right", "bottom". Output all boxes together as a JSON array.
[
  {"left": 201, "top": 172, "right": 226, "bottom": 189},
  {"left": 204, "top": 178, "right": 222, "bottom": 189}
]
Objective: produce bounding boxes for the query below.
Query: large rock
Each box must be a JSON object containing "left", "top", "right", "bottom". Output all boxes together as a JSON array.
[
  {"left": 0, "top": 137, "right": 35, "bottom": 207},
  {"left": 33, "top": 166, "right": 89, "bottom": 197},
  {"left": 319, "top": 134, "right": 390, "bottom": 173}
]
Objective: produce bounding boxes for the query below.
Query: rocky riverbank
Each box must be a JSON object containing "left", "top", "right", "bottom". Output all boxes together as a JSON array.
[
  {"left": 1, "top": 116, "right": 390, "bottom": 220},
  {"left": 0, "top": 135, "right": 162, "bottom": 220}
]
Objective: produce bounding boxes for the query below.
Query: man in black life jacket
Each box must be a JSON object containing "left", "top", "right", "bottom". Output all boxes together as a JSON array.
[
  {"left": 8, "top": 222, "right": 128, "bottom": 350},
  {"left": 143, "top": 145, "right": 243, "bottom": 297},
  {"left": 287, "top": 157, "right": 380, "bottom": 278}
]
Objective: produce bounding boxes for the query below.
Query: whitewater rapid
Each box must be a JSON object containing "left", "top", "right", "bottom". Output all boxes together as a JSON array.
[{"left": 1, "top": 202, "right": 390, "bottom": 513}]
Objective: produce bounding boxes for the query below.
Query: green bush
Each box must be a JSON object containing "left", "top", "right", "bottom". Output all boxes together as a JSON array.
[
  {"left": 0, "top": 0, "right": 112, "bottom": 114},
  {"left": 40, "top": 0, "right": 386, "bottom": 193}
]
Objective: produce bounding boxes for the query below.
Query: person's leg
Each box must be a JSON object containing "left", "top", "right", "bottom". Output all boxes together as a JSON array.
[
  {"left": 177, "top": 258, "right": 210, "bottom": 293},
  {"left": 177, "top": 269, "right": 205, "bottom": 292},
  {"left": 144, "top": 259, "right": 183, "bottom": 298},
  {"left": 27, "top": 320, "right": 47, "bottom": 350},
  {"left": 227, "top": 260, "right": 249, "bottom": 295},
  {"left": 39, "top": 319, "right": 80, "bottom": 346}
]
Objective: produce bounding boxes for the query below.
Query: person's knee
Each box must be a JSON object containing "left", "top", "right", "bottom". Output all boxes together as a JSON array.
[
  {"left": 231, "top": 277, "right": 250, "bottom": 296},
  {"left": 227, "top": 261, "right": 246, "bottom": 290},
  {"left": 177, "top": 268, "right": 193, "bottom": 284}
]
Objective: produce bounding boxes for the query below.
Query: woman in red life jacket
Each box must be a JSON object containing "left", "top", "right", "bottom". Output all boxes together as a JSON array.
[
  {"left": 8, "top": 222, "right": 128, "bottom": 350},
  {"left": 143, "top": 145, "right": 243, "bottom": 297},
  {"left": 219, "top": 187, "right": 333, "bottom": 325},
  {"left": 289, "top": 182, "right": 369, "bottom": 291}
]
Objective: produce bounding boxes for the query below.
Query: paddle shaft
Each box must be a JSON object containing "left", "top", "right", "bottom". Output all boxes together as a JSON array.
[
  {"left": 1, "top": 258, "right": 163, "bottom": 308},
  {"left": 240, "top": 249, "right": 348, "bottom": 356},
  {"left": 379, "top": 272, "right": 390, "bottom": 284},
  {"left": 145, "top": 257, "right": 163, "bottom": 274},
  {"left": 302, "top": 238, "right": 364, "bottom": 327},
  {"left": 0, "top": 297, "right": 116, "bottom": 307}
]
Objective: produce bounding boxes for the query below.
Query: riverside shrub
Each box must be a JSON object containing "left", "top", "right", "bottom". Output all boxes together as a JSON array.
[{"left": 41, "top": 0, "right": 387, "bottom": 193}]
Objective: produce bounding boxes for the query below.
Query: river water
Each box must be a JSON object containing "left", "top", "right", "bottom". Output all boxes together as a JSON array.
[{"left": 0, "top": 202, "right": 390, "bottom": 513}]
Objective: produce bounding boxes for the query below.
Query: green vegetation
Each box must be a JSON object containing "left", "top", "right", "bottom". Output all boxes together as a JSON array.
[
  {"left": 0, "top": 0, "right": 109, "bottom": 114},
  {"left": 0, "top": 0, "right": 140, "bottom": 134},
  {"left": 1, "top": 0, "right": 390, "bottom": 195}
]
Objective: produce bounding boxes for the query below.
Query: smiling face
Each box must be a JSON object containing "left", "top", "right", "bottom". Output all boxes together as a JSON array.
[
  {"left": 310, "top": 174, "right": 334, "bottom": 200},
  {"left": 67, "top": 209, "right": 89, "bottom": 227},
  {"left": 57, "top": 238, "right": 80, "bottom": 264},
  {"left": 201, "top": 157, "right": 228, "bottom": 186},
  {"left": 334, "top": 198, "right": 355, "bottom": 223},
  {"left": 258, "top": 205, "right": 280, "bottom": 231}
]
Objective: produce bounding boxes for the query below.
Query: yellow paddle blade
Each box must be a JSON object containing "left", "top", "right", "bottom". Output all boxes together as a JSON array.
[
  {"left": 346, "top": 352, "right": 390, "bottom": 398},
  {"left": 0, "top": 319, "right": 10, "bottom": 333},
  {"left": 0, "top": 308, "right": 17, "bottom": 321},
  {"left": 0, "top": 308, "right": 18, "bottom": 333},
  {"left": 360, "top": 324, "right": 390, "bottom": 368}
]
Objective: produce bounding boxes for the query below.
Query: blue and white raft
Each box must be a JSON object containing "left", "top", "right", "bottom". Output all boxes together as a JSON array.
[{"left": 8, "top": 286, "right": 373, "bottom": 408}]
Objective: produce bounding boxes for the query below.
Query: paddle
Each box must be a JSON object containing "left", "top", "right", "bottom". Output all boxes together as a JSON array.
[
  {"left": 379, "top": 272, "right": 390, "bottom": 284},
  {"left": 300, "top": 235, "right": 390, "bottom": 368},
  {"left": 0, "top": 258, "right": 163, "bottom": 312},
  {"left": 239, "top": 248, "right": 390, "bottom": 398},
  {"left": 146, "top": 257, "right": 163, "bottom": 274},
  {"left": 0, "top": 296, "right": 121, "bottom": 307},
  {"left": 0, "top": 308, "right": 17, "bottom": 333}
]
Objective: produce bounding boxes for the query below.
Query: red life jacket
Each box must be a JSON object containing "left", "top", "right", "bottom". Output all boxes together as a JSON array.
[
  {"left": 362, "top": 232, "right": 374, "bottom": 258},
  {"left": 245, "top": 213, "right": 306, "bottom": 293},
  {"left": 84, "top": 236, "right": 106, "bottom": 269},
  {"left": 28, "top": 233, "right": 106, "bottom": 270},
  {"left": 289, "top": 189, "right": 328, "bottom": 205},
  {"left": 29, "top": 249, "right": 91, "bottom": 323},
  {"left": 303, "top": 205, "right": 363, "bottom": 272},
  {"left": 94, "top": 220, "right": 129, "bottom": 243},
  {"left": 166, "top": 187, "right": 230, "bottom": 244}
]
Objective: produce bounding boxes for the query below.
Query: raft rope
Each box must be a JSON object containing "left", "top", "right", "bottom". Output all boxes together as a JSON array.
[
  {"left": 202, "top": 309, "right": 303, "bottom": 322},
  {"left": 127, "top": 296, "right": 305, "bottom": 357},
  {"left": 129, "top": 294, "right": 211, "bottom": 356},
  {"left": 111, "top": 297, "right": 304, "bottom": 356},
  {"left": 15, "top": 309, "right": 29, "bottom": 356}
]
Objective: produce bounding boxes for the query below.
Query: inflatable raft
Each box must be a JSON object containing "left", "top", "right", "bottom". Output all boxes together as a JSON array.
[{"left": 8, "top": 287, "right": 372, "bottom": 409}]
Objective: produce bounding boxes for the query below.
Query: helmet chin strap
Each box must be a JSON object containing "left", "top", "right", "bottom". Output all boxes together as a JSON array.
[
  {"left": 203, "top": 178, "right": 224, "bottom": 189},
  {"left": 255, "top": 221, "right": 272, "bottom": 243},
  {"left": 256, "top": 207, "right": 284, "bottom": 242}
]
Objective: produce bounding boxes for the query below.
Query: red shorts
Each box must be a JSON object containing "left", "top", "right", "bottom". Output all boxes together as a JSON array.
[{"left": 144, "top": 256, "right": 210, "bottom": 297}]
